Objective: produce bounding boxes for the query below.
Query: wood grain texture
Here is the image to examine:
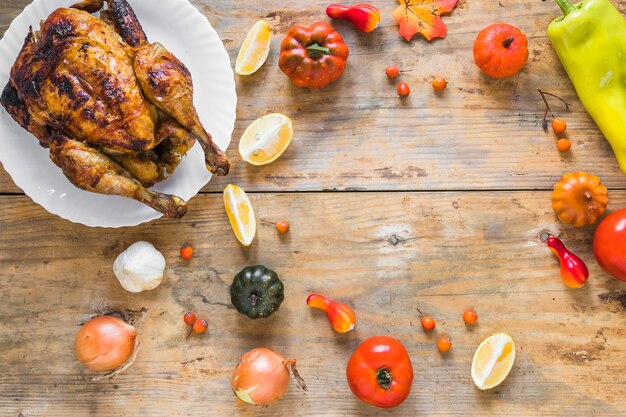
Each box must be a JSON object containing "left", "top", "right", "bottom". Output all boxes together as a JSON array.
[
  {"left": 1, "top": 1, "right": 625, "bottom": 416},
  {"left": 1, "top": 192, "right": 625, "bottom": 416},
  {"left": 2, "top": 0, "right": 626, "bottom": 194}
]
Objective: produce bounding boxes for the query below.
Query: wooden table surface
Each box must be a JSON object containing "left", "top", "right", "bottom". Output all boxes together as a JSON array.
[{"left": 1, "top": 0, "right": 625, "bottom": 416}]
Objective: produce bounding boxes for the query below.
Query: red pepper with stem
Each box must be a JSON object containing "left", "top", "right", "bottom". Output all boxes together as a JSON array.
[
  {"left": 307, "top": 293, "right": 356, "bottom": 333},
  {"left": 545, "top": 235, "right": 589, "bottom": 288},
  {"left": 326, "top": 4, "right": 381, "bottom": 33}
]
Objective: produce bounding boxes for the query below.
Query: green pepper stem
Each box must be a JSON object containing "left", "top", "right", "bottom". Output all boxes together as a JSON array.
[
  {"left": 306, "top": 43, "right": 330, "bottom": 60},
  {"left": 554, "top": 0, "right": 576, "bottom": 15}
]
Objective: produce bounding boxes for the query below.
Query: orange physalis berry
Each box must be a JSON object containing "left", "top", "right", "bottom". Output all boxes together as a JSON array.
[
  {"left": 397, "top": 82, "right": 410, "bottom": 98},
  {"left": 385, "top": 65, "right": 411, "bottom": 79},
  {"left": 421, "top": 316, "right": 436, "bottom": 331},
  {"left": 556, "top": 138, "right": 571, "bottom": 152},
  {"left": 432, "top": 77, "right": 447, "bottom": 91},
  {"left": 463, "top": 309, "right": 478, "bottom": 325},
  {"left": 180, "top": 245, "right": 193, "bottom": 260},
  {"left": 437, "top": 336, "right": 452, "bottom": 352},
  {"left": 192, "top": 319, "right": 208, "bottom": 335},
  {"left": 386, "top": 65, "right": 400, "bottom": 78},
  {"left": 552, "top": 118, "right": 567, "bottom": 134},
  {"left": 183, "top": 311, "right": 196, "bottom": 326},
  {"left": 276, "top": 221, "right": 290, "bottom": 234}
]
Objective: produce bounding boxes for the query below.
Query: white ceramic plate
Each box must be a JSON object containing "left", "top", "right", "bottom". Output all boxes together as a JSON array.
[{"left": 0, "top": 0, "right": 236, "bottom": 227}]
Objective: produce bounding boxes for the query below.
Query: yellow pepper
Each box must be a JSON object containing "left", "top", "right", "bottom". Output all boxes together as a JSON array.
[{"left": 548, "top": 0, "right": 626, "bottom": 173}]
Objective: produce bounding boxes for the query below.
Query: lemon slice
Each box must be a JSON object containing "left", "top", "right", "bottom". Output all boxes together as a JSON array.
[
  {"left": 223, "top": 184, "right": 256, "bottom": 246},
  {"left": 471, "top": 333, "right": 516, "bottom": 390},
  {"left": 235, "top": 20, "right": 271, "bottom": 76},
  {"left": 239, "top": 113, "right": 293, "bottom": 166}
]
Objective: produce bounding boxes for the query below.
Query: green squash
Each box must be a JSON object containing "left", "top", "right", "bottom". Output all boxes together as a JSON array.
[{"left": 230, "top": 265, "right": 284, "bottom": 319}]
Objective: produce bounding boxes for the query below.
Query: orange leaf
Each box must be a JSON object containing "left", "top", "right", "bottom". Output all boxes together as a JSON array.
[{"left": 392, "top": 0, "right": 459, "bottom": 41}]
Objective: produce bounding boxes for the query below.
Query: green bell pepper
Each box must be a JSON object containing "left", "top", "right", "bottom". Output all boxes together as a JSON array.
[{"left": 548, "top": 0, "right": 626, "bottom": 173}]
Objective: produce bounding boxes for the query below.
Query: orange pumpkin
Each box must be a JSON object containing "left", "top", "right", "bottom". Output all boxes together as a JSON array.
[
  {"left": 473, "top": 23, "right": 528, "bottom": 78},
  {"left": 552, "top": 172, "right": 608, "bottom": 227}
]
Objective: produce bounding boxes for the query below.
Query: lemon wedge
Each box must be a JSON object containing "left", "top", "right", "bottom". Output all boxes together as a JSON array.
[
  {"left": 235, "top": 20, "right": 271, "bottom": 76},
  {"left": 239, "top": 113, "right": 293, "bottom": 166},
  {"left": 223, "top": 184, "right": 256, "bottom": 246},
  {"left": 471, "top": 333, "right": 516, "bottom": 390}
]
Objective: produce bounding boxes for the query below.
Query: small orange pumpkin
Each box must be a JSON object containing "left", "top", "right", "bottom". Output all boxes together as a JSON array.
[
  {"left": 473, "top": 23, "right": 528, "bottom": 78},
  {"left": 552, "top": 172, "right": 608, "bottom": 227}
]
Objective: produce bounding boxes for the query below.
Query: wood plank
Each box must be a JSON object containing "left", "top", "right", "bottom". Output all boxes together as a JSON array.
[
  {"left": 1, "top": 191, "right": 624, "bottom": 416},
  {"left": 2, "top": 0, "right": 626, "bottom": 194}
]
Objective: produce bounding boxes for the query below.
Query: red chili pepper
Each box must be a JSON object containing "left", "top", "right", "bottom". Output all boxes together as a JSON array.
[
  {"left": 546, "top": 236, "right": 589, "bottom": 288},
  {"left": 307, "top": 293, "right": 356, "bottom": 333},
  {"left": 326, "top": 4, "right": 381, "bottom": 33}
]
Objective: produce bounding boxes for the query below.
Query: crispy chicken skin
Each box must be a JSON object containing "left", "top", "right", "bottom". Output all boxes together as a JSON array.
[
  {"left": 1, "top": 0, "right": 230, "bottom": 217},
  {"left": 10, "top": 8, "right": 158, "bottom": 153},
  {"left": 0, "top": 82, "right": 49, "bottom": 147}
]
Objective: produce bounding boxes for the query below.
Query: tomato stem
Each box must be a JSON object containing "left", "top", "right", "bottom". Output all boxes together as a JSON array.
[
  {"left": 306, "top": 43, "right": 331, "bottom": 59},
  {"left": 376, "top": 368, "right": 393, "bottom": 390},
  {"left": 502, "top": 36, "right": 514, "bottom": 48}
]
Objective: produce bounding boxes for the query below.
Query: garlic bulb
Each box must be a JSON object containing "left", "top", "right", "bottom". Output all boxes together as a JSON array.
[{"left": 113, "top": 241, "right": 166, "bottom": 293}]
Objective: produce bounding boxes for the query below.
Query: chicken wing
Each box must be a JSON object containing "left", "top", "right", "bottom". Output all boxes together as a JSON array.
[
  {"left": 93, "top": 0, "right": 147, "bottom": 47},
  {"left": 70, "top": 0, "right": 104, "bottom": 13}
]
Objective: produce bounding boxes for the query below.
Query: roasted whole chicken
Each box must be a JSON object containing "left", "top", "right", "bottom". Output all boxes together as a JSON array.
[{"left": 0, "top": 0, "right": 230, "bottom": 218}]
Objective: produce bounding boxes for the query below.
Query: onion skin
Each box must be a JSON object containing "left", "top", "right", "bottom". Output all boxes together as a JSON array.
[
  {"left": 230, "top": 348, "right": 290, "bottom": 405},
  {"left": 75, "top": 316, "right": 137, "bottom": 372}
]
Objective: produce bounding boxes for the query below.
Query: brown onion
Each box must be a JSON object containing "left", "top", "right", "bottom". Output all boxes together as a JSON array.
[
  {"left": 75, "top": 316, "right": 137, "bottom": 372},
  {"left": 230, "top": 348, "right": 306, "bottom": 405}
]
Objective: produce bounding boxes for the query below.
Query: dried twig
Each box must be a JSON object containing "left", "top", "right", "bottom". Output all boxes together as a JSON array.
[
  {"left": 538, "top": 88, "right": 571, "bottom": 130},
  {"left": 284, "top": 358, "right": 308, "bottom": 391}
]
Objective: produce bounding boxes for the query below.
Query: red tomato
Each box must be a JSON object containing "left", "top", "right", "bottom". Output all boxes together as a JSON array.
[
  {"left": 346, "top": 336, "right": 413, "bottom": 408},
  {"left": 594, "top": 208, "right": 626, "bottom": 282}
]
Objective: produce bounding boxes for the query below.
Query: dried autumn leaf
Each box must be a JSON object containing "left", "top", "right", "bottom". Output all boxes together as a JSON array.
[{"left": 392, "top": 0, "right": 459, "bottom": 42}]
